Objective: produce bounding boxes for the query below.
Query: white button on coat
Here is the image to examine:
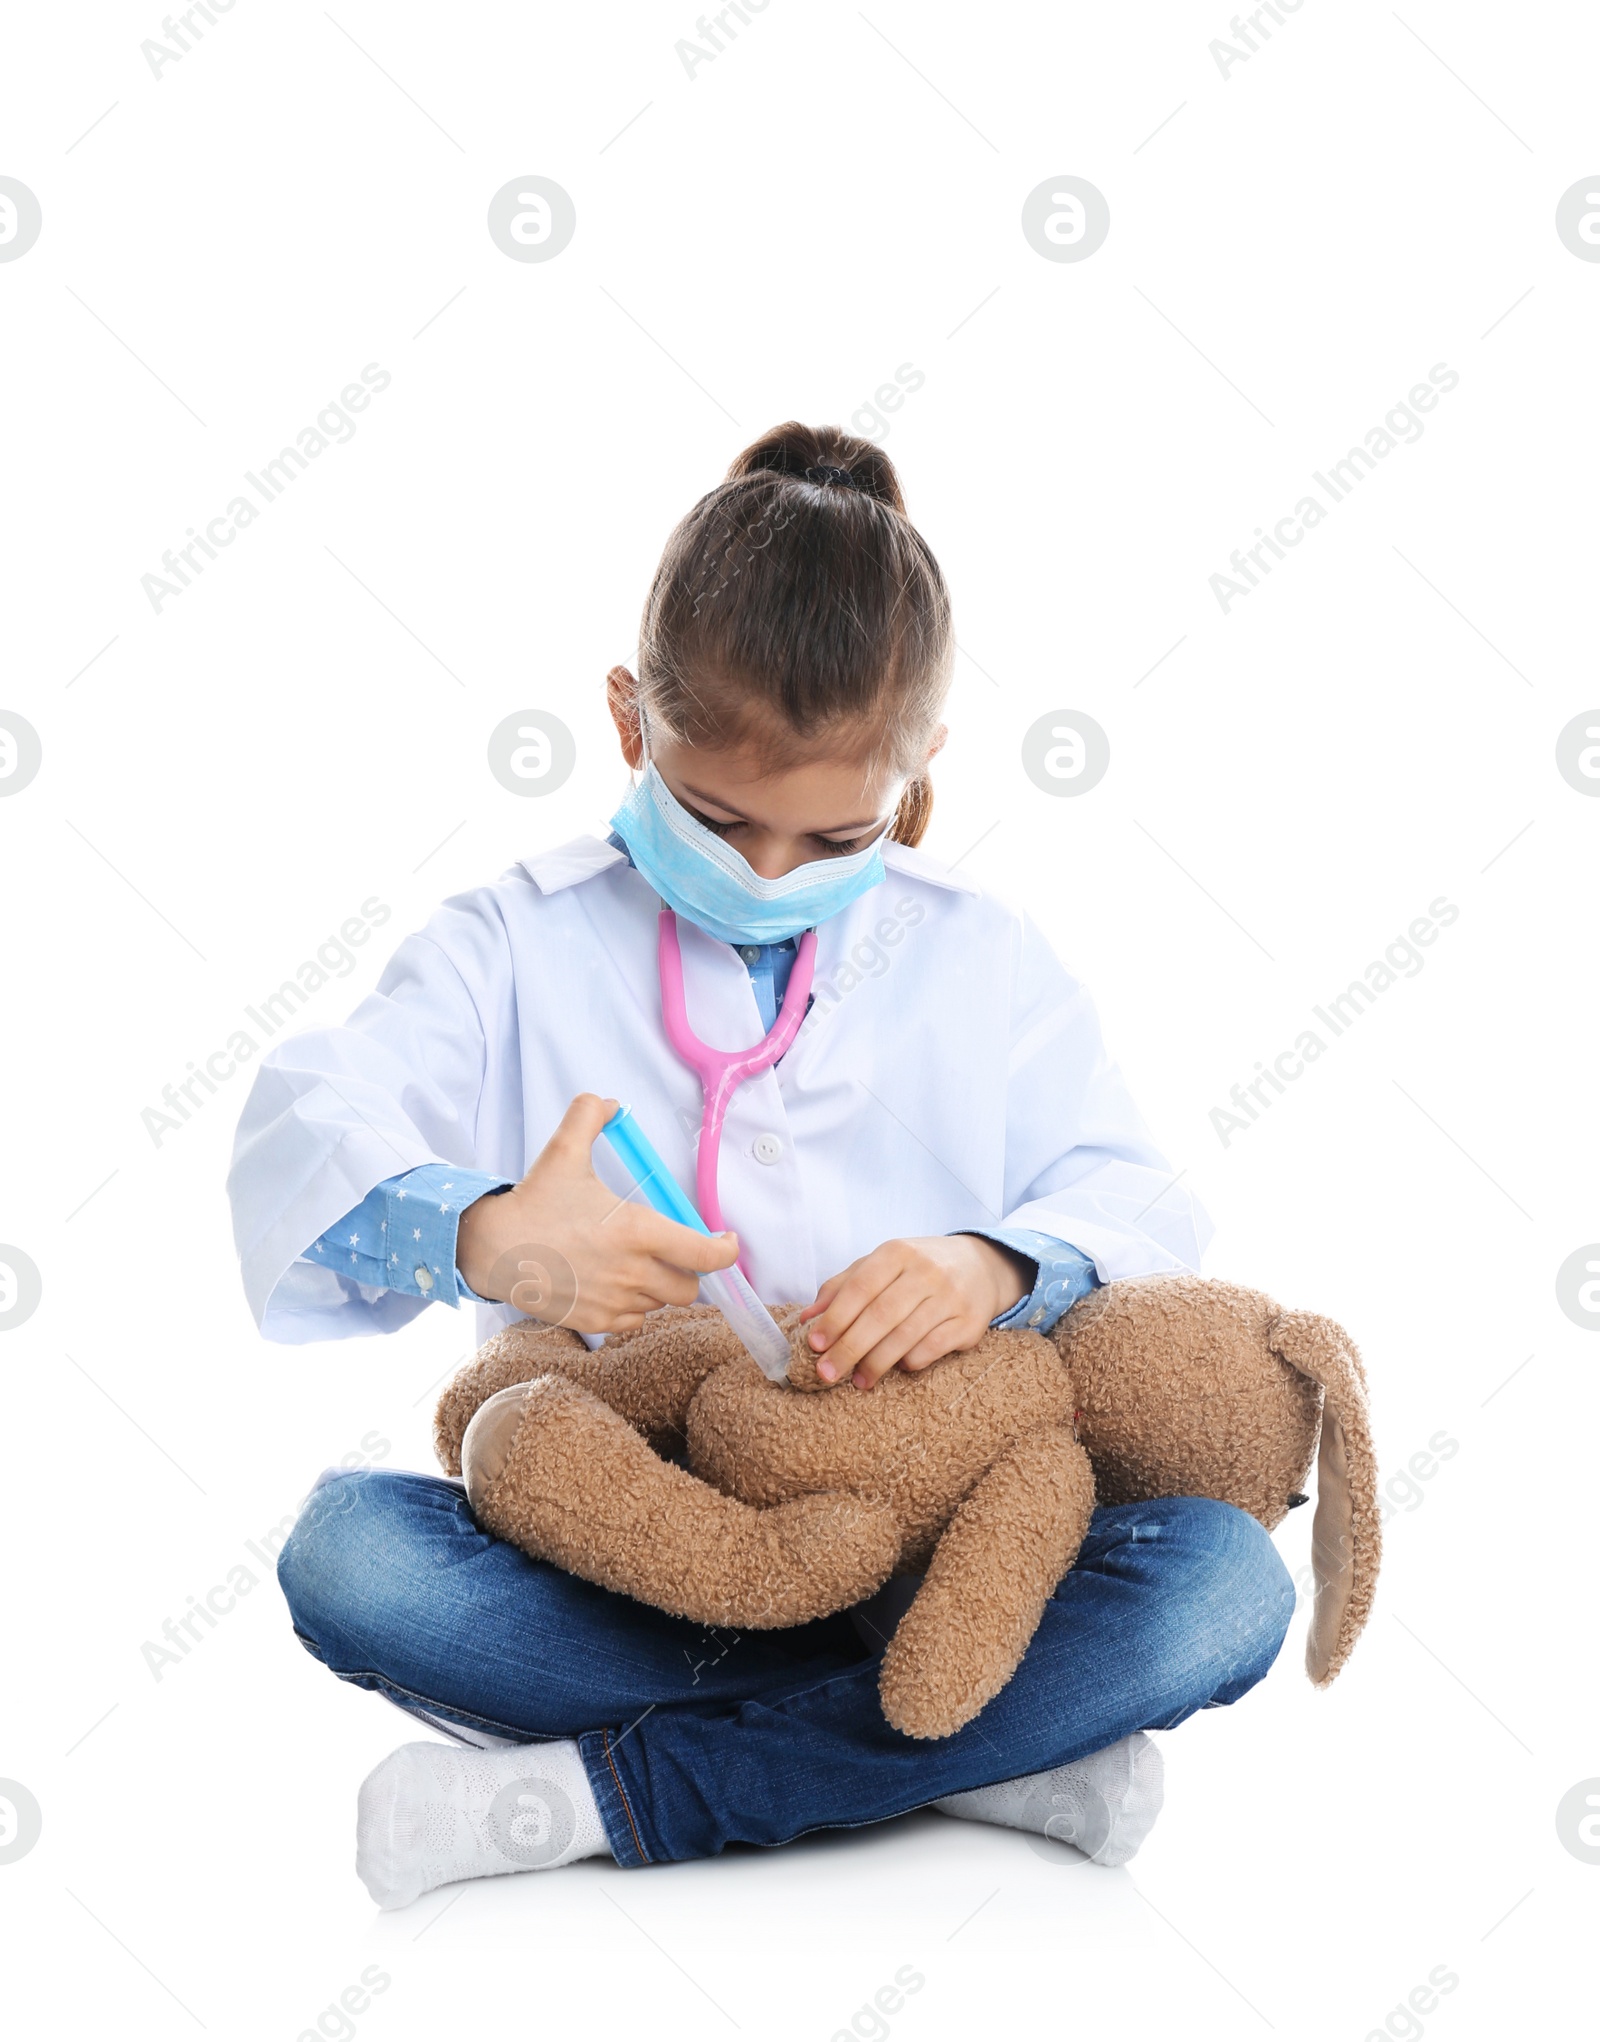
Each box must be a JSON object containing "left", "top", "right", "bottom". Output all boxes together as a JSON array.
[
  {"left": 227, "top": 833, "right": 1212, "bottom": 1347},
  {"left": 414, "top": 1267, "right": 434, "bottom": 1292},
  {"left": 753, "top": 1133, "right": 784, "bottom": 1165}
]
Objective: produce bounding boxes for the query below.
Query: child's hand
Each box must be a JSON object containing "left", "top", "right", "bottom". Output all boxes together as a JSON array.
[
  {"left": 456, "top": 1094, "right": 739, "bottom": 1334},
  {"left": 798, "top": 1235, "right": 1032, "bottom": 1390}
]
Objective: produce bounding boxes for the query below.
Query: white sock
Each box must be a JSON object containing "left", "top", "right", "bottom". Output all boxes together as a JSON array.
[
  {"left": 356, "top": 1738, "right": 611, "bottom": 1910},
  {"left": 932, "top": 1731, "right": 1164, "bottom": 1867}
]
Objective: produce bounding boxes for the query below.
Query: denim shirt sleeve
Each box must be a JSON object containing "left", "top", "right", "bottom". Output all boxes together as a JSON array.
[
  {"left": 959, "top": 1226, "right": 1102, "bottom": 1334},
  {"left": 301, "top": 1165, "right": 515, "bottom": 1308}
]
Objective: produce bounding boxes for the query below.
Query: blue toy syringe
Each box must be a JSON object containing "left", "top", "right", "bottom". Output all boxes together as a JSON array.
[{"left": 601, "top": 1105, "right": 793, "bottom": 1382}]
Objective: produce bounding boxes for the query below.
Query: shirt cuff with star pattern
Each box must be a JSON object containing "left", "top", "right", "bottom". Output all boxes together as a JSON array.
[
  {"left": 960, "top": 1227, "right": 1102, "bottom": 1335},
  {"left": 306, "top": 1181, "right": 1102, "bottom": 1331},
  {"left": 300, "top": 1165, "right": 515, "bottom": 1308}
]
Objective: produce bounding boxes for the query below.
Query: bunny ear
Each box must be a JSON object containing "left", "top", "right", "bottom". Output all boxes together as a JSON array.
[{"left": 1268, "top": 1310, "right": 1382, "bottom": 1685}]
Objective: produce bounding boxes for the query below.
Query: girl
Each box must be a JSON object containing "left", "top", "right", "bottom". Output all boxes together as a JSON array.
[{"left": 231, "top": 423, "right": 1294, "bottom": 1907}]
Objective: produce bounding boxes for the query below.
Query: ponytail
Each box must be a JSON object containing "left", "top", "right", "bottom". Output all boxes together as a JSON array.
[{"left": 888, "top": 775, "right": 933, "bottom": 848}]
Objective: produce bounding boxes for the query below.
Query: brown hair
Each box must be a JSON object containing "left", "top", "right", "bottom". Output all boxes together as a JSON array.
[{"left": 632, "top": 422, "right": 952, "bottom": 847}]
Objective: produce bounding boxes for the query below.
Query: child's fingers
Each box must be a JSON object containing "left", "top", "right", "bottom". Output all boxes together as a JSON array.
[
  {"left": 630, "top": 1260, "right": 704, "bottom": 1310},
  {"left": 803, "top": 1251, "right": 905, "bottom": 1350},
  {"left": 809, "top": 1283, "right": 893, "bottom": 1376},
  {"left": 898, "top": 1318, "right": 973, "bottom": 1372},
  {"left": 677, "top": 1225, "right": 741, "bottom": 1274},
  {"left": 803, "top": 1266, "right": 882, "bottom": 1341},
  {"left": 804, "top": 1278, "right": 878, "bottom": 1353},
  {"left": 540, "top": 1092, "right": 621, "bottom": 1167},
  {"left": 814, "top": 1271, "right": 926, "bottom": 1382},
  {"left": 796, "top": 1279, "right": 842, "bottom": 1324},
  {"left": 845, "top": 1297, "right": 952, "bottom": 1389},
  {"left": 628, "top": 1212, "right": 739, "bottom": 1274},
  {"left": 627, "top": 1236, "right": 740, "bottom": 1309}
]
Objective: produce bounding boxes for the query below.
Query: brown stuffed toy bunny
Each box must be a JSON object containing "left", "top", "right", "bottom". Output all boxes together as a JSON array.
[{"left": 432, "top": 1274, "right": 1379, "bottom": 1740}]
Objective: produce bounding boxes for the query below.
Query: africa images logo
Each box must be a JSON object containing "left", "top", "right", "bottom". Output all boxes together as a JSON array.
[
  {"left": 1208, "top": 364, "right": 1460, "bottom": 613},
  {"left": 1210, "top": 896, "right": 1459, "bottom": 1145}
]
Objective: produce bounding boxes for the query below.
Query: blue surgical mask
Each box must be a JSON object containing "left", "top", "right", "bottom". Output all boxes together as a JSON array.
[{"left": 609, "top": 761, "right": 889, "bottom": 946}]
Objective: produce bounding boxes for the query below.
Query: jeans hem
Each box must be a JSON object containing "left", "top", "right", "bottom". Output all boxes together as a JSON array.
[
  {"left": 580, "top": 1727, "right": 652, "bottom": 1867},
  {"left": 291, "top": 1629, "right": 565, "bottom": 1748}
]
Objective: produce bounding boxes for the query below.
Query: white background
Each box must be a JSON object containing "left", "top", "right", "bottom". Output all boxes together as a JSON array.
[{"left": 3, "top": 0, "right": 1596, "bottom": 2035}]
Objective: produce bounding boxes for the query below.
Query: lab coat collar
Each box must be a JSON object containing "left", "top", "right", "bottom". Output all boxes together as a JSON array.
[
  {"left": 519, "top": 835, "right": 629, "bottom": 893},
  {"left": 879, "top": 838, "right": 980, "bottom": 896},
  {"left": 519, "top": 833, "right": 980, "bottom": 899}
]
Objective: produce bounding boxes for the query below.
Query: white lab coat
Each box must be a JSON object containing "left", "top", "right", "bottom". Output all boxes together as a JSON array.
[{"left": 227, "top": 835, "right": 1210, "bottom": 1346}]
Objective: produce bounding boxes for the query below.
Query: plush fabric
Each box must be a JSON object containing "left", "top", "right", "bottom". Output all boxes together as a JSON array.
[{"left": 434, "top": 1275, "right": 1379, "bottom": 1740}]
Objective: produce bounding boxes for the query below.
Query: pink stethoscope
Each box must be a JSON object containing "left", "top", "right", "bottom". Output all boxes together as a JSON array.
[{"left": 656, "top": 907, "right": 817, "bottom": 1242}]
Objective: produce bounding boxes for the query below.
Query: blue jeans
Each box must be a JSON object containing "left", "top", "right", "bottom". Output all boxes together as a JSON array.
[{"left": 277, "top": 1468, "right": 1295, "bottom": 1867}]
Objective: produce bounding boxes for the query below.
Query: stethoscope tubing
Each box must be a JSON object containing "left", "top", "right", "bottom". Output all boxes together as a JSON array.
[{"left": 656, "top": 907, "right": 819, "bottom": 1242}]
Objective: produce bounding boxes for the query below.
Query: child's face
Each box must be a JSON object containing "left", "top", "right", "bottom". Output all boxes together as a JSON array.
[
  {"left": 649, "top": 736, "right": 900, "bottom": 878},
  {"left": 609, "top": 667, "right": 941, "bottom": 878}
]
